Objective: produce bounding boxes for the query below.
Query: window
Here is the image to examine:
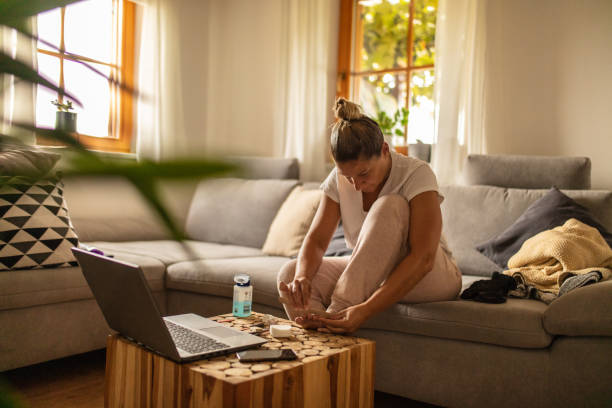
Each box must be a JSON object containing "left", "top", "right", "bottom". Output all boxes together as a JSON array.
[
  {"left": 337, "top": 0, "right": 437, "bottom": 146},
  {"left": 36, "top": 0, "right": 135, "bottom": 152}
]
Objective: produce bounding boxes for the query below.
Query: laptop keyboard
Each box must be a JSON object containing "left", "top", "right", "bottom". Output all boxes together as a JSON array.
[{"left": 165, "top": 320, "right": 230, "bottom": 355}]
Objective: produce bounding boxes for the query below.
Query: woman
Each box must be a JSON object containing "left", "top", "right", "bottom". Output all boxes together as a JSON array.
[{"left": 277, "top": 98, "right": 461, "bottom": 334}]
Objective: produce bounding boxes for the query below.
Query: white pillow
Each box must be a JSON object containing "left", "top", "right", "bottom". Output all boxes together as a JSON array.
[{"left": 262, "top": 186, "right": 322, "bottom": 257}]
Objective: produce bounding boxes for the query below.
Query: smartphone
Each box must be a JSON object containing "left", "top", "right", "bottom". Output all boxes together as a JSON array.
[{"left": 236, "top": 349, "right": 298, "bottom": 362}]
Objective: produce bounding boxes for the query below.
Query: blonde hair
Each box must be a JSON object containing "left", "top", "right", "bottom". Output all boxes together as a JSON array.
[{"left": 330, "top": 98, "right": 384, "bottom": 162}]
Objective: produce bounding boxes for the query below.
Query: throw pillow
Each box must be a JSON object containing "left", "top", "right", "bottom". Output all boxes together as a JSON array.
[
  {"left": 0, "top": 146, "right": 61, "bottom": 177},
  {"left": 262, "top": 186, "right": 323, "bottom": 257},
  {"left": 476, "top": 187, "right": 612, "bottom": 269},
  {"left": 0, "top": 175, "right": 79, "bottom": 270}
]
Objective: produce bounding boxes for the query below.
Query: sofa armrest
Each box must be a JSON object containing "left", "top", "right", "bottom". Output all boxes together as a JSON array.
[{"left": 543, "top": 279, "right": 612, "bottom": 336}]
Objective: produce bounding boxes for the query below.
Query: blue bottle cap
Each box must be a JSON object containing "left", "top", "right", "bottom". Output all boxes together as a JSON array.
[{"left": 234, "top": 274, "right": 250, "bottom": 286}]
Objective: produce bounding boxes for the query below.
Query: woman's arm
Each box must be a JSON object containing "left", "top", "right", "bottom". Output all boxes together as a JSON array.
[
  {"left": 315, "top": 191, "right": 441, "bottom": 332},
  {"left": 281, "top": 194, "right": 340, "bottom": 308}
]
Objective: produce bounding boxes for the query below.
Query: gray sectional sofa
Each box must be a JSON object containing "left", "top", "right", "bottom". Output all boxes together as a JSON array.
[{"left": 1, "top": 155, "right": 611, "bottom": 408}]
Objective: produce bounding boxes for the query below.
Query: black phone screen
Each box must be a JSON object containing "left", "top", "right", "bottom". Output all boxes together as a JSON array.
[{"left": 236, "top": 349, "right": 297, "bottom": 362}]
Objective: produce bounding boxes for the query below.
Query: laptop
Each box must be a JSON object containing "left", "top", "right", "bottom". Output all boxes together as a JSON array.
[{"left": 72, "top": 247, "right": 267, "bottom": 363}]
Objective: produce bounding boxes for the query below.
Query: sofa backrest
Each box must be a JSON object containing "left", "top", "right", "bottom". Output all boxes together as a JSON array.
[
  {"left": 440, "top": 185, "right": 612, "bottom": 277},
  {"left": 225, "top": 156, "right": 299, "bottom": 180},
  {"left": 463, "top": 154, "right": 591, "bottom": 189},
  {"left": 64, "top": 156, "right": 300, "bottom": 243},
  {"left": 63, "top": 177, "right": 197, "bottom": 242}
]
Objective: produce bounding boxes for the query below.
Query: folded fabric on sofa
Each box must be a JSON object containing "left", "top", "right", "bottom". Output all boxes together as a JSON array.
[{"left": 503, "top": 218, "right": 612, "bottom": 303}]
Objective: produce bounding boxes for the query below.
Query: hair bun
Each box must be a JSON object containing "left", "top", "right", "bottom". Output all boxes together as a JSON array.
[{"left": 334, "top": 97, "right": 363, "bottom": 121}]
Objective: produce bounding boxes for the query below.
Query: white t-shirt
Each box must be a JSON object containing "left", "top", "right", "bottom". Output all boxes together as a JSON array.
[{"left": 320, "top": 150, "right": 451, "bottom": 254}]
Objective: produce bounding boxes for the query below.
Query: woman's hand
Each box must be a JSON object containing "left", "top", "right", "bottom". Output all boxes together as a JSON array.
[
  {"left": 279, "top": 276, "right": 312, "bottom": 310},
  {"left": 313, "top": 303, "right": 371, "bottom": 334}
]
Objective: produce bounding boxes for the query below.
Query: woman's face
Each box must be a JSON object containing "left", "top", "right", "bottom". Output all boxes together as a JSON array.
[{"left": 336, "top": 143, "right": 391, "bottom": 194}]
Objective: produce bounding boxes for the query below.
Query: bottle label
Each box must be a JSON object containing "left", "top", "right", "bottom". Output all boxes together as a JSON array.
[{"left": 233, "top": 286, "right": 252, "bottom": 317}]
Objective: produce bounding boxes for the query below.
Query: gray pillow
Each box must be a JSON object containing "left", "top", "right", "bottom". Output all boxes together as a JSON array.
[
  {"left": 185, "top": 178, "right": 299, "bottom": 248},
  {"left": 476, "top": 187, "right": 612, "bottom": 269}
]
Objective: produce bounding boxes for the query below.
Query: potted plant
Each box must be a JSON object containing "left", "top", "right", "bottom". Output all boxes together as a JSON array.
[
  {"left": 374, "top": 107, "right": 409, "bottom": 155},
  {"left": 52, "top": 99, "right": 77, "bottom": 133}
]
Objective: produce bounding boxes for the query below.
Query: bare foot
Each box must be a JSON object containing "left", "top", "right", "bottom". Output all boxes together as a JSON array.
[{"left": 295, "top": 315, "right": 324, "bottom": 330}]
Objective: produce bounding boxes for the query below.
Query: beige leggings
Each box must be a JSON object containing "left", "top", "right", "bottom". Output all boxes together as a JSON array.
[{"left": 277, "top": 194, "right": 462, "bottom": 320}]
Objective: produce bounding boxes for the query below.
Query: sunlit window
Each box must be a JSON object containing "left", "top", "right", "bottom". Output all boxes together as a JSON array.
[
  {"left": 338, "top": 0, "right": 437, "bottom": 146},
  {"left": 36, "top": 0, "right": 135, "bottom": 152}
]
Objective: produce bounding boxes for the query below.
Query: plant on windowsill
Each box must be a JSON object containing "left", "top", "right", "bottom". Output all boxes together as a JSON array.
[
  {"left": 51, "top": 99, "right": 77, "bottom": 133},
  {"left": 0, "top": 0, "right": 236, "bottom": 241},
  {"left": 374, "top": 107, "right": 409, "bottom": 155}
]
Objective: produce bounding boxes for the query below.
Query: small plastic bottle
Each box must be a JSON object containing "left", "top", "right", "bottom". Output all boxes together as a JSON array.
[{"left": 233, "top": 274, "right": 252, "bottom": 317}]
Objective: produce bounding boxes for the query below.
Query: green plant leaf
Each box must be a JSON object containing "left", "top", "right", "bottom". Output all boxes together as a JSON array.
[
  {"left": 6, "top": 122, "right": 90, "bottom": 153},
  {"left": 0, "top": 378, "right": 27, "bottom": 408},
  {"left": 394, "top": 128, "right": 403, "bottom": 136},
  {"left": 0, "top": 133, "right": 28, "bottom": 146},
  {"left": 63, "top": 156, "right": 236, "bottom": 180},
  {"left": 60, "top": 155, "right": 236, "bottom": 241},
  {"left": 128, "top": 175, "right": 187, "bottom": 241},
  {"left": 18, "top": 32, "right": 143, "bottom": 100},
  {"left": 1, "top": 1, "right": 142, "bottom": 103},
  {"left": 0, "top": 0, "right": 84, "bottom": 30},
  {"left": 0, "top": 53, "right": 82, "bottom": 106}
]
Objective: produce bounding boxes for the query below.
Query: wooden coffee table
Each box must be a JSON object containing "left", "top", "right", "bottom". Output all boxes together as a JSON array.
[{"left": 105, "top": 312, "right": 375, "bottom": 407}]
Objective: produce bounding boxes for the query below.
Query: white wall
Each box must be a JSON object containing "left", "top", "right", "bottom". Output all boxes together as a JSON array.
[
  {"left": 203, "top": 0, "right": 285, "bottom": 157},
  {"left": 485, "top": 0, "right": 612, "bottom": 189}
]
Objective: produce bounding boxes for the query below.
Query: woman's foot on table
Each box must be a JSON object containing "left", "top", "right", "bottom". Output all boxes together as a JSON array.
[{"left": 295, "top": 315, "right": 325, "bottom": 329}]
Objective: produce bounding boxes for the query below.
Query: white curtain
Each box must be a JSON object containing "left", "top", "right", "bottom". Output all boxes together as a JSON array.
[
  {"left": 276, "top": 0, "right": 339, "bottom": 181},
  {"left": 0, "top": 21, "right": 37, "bottom": 145},
  {"left": 135, "top": 0, "right": 339, "bottom": 174},
  {"left": 135, "top": 0, "right": 188, "bottom": 160},
  {"left": 431, "top": 0, "right": 487, "bottom": 185}
]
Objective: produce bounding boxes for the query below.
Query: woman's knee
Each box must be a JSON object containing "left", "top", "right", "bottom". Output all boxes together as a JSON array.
[
  {"left": 370, "top": 194, "right": 410, "bottom": 219},
  {"left": 277, "top": 259, "right": 297, "bottom": 290}
]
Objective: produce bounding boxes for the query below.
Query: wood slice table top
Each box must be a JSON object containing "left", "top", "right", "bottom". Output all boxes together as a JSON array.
[{"left": 191, "top": 312, "right": 373, "bottom": 384}]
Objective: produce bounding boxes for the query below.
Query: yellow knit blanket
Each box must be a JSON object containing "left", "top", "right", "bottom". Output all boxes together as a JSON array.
[{"left": 503, "top": 218, "right": 612, "bottom": 294}]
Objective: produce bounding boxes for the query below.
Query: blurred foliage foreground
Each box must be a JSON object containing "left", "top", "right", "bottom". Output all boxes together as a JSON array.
[{"left": 0, "top": 0, "right": 235, "bottom": 242}]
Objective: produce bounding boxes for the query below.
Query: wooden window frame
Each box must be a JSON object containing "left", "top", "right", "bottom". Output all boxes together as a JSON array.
[
  {"left": 336, "top": 0, "right": 435, "bottom": 142},
  {"left": 36, "top": 0, "right": 135, "bottom": 153}
]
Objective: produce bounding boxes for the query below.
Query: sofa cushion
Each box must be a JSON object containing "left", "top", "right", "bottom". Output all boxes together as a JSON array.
[
  {"left": 363, "top": 294, "right": 552, "bottom": 349},
  {"left": 165, "top": 256, "right": 289, "bottom": 308},
  {"left": 89, "top": 240, "right": 263, "bottom": 266},
  {"left": 186, "top": 178, "right": 299, "bottom": 248},
  {"left": 476, "top": 187, "right": 612, "bottom": 269},
  {"left": 543, "top": 279, "right": 612, "bottom": 337},
  {"left": 463, "top": 154, "right": 591, "bottom": 189},
  {"left": 1, "top": 175, "right": 79, "bottom": 271},
  {"left": 0, "top": 251, "right": 165, "bottom": 311},
  {"left": 440, "top": 185, "right": 612, "bottom": 277}
]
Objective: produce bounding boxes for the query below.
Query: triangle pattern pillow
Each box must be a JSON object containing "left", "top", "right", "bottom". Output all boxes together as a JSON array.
[{"left": 0, "top": 175, "right": 79, "bottom": 270}]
